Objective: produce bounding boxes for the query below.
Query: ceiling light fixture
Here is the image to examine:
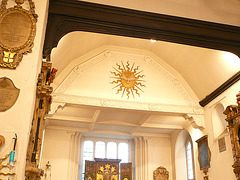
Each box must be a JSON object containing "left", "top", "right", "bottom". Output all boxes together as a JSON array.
[{"left": 150, "top": 39, "right": 156, "bottom": 43}]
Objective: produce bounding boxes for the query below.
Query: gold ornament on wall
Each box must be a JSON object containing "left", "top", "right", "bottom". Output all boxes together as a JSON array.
[
  {"left": 110, "top": 61, "right": 145, "bottom": 98},
  {"left": 0, "top": 0, "right": 38, "bottom": 69}
]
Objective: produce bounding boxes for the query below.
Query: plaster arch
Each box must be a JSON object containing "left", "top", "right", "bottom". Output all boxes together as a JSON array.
[
  {"left": 212, "top": 102, "right": 228, "bottom": 139},
  {"left": 174, "top": 129, "right": 196, "bottom": 180}
]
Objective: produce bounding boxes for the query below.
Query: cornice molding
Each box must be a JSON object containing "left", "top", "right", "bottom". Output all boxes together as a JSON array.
[
  {"left": 52, "top": 93, "right": 203, "bottom": 116},
  {"left": 49, "top": 102, "right": 66, "bottom": 115},
  {"left": 54, "top": 51, "right": 108, "bottom": 93},
  {"left": 183, "top": 114, "right": 205, "bottom": 129}
]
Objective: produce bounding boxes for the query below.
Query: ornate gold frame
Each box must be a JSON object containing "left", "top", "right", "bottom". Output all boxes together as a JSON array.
[
  {"left": 153, "top": 166, "right": 169, "bottom": 180},
  {"left": 224, "top": 103, "right": 240, "bottom": 179},
  {"left": 25, "top": 62, "right": 54, "bottom": 180},
  {"left": 0, "top": 0, "right": 37, "bottom": 69}
]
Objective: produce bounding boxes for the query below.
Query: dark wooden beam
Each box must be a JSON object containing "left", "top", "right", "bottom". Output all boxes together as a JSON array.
[
  {"left": 199, "top": 71, "right": 240, "bottom": 107},
  {"left": 43, "top": 0, "right": 240, "bottom": 59}
]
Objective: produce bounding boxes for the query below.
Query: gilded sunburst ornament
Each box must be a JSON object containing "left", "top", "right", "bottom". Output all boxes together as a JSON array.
[{"left": 110, "top": 61, "right": 145, "bottom": 98}]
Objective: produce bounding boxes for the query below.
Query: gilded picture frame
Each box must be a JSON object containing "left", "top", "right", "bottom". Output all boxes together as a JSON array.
[
  {"left": 196, "top": 135, "right": 211, "bottom": 175},
  {"left": 0, "top": 0, "right": 37, "bottom": 69}
]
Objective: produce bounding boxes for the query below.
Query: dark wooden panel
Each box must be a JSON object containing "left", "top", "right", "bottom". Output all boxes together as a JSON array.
[{"left": 43, "top": 0, "right": 240, "bottom": 59}]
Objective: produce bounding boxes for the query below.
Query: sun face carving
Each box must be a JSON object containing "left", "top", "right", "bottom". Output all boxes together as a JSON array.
[{"left": 110, "top": 61, "right": 145, "bottom": 98}]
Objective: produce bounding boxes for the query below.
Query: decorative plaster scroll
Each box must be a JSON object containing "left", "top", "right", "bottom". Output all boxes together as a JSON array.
[
  {"left": 52, "top": 93, "right": 203, "bottom": 116},
  {"left": 48, "top": 102, "right": 66, "bottom": 115},
  {"left": 54, "top": 49, "right": 196, "bottom": 106},
  {"left": 184, "top": 114, "right": 205, "bottom": 129},
  {"left": 104, "top": 50, "right": 145, "bottom": 62},
  {"left": 54, "top": 51, "right": 108, "bottom": 93}
]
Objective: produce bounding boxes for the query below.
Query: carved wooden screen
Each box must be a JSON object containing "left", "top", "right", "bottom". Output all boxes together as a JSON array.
[
  {"left": 85, "top": 161, "right": 96, "bottom": 180},
  {"left": 96, "top": 160, "right": 119, "bottom": 180},
  {"left": 85, "top": 158, "right": 124, "bottom": 180},
  {"left": 120, "top": 163, "right": 132, "bottom": 180}
]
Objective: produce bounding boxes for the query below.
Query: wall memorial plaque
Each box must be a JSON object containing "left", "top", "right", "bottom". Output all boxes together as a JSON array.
[
  {"left": 0, "top": 77, "right": 20, "bottom": 111},
  {"left": 218, "top": 137, "right": 226, "bottom": 153},
  {"left": 0, "top": 0, "right": 38, "bottom": 69},
  {"left": 196, "top": 135, "right": 211, "bottom": 179}
]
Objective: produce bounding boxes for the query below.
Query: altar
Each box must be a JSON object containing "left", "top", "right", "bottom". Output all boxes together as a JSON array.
[{"left": 85, "top": 158, "right": 132, "bottom": 180}]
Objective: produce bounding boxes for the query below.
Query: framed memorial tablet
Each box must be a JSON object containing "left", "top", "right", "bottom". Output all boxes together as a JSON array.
[
  {"left": 0, "top": 77, "right": 20, "bottom": 111},
  {"left": 196, "top": 135, "right": 211, "bottom": 177},
  {"left": 0, "top": 0, "right": 37, "bottom": 69}
]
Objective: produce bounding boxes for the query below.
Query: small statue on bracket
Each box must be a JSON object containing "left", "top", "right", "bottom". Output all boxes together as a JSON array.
[{"left": 46, "top": 68, "right": 58, "bottom": 85}]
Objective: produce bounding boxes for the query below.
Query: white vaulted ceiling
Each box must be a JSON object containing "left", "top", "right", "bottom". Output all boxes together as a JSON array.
[
  {"left": 51, "top": 31, "right": 240, "bottom": 100},
  {"left": 46, "top": 31, "right": 240, "bottom": 137}
]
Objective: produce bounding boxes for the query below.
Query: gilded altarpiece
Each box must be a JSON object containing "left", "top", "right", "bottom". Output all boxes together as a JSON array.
[
  {"left": 85, "top": 159, "right": 132, "bottom": 180},
  {"left": 224, "top": 103, "right": 240, "bottom": 180},
  {"left": 120, "top": 163, "right": 132, "bottom": 180}
]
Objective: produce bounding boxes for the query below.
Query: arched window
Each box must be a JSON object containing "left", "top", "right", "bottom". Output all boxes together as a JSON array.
[
  {"left": 212, "top": 103, "right": 227, "bottom": 138},
  {"left": 95, "top": 141, "right": 105, "bottom": 158},
  {"left": 107, "top": 142, "right": 117, "bottom": 159},
  {"left": 118, "top": 142, "right": 128, "bottom": 163},
  {"left": 186, "top": 138, "right": 195, "bottom": 180},
  {"left": 82, "top": 140, "right": 94, "bottom": 179}
]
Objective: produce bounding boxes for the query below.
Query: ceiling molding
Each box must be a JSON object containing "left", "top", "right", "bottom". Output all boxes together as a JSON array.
[
  {"left": 47, "top": 115, "right": 92, "bottom": 123},
  {"left": 49, "top": 102, "right": 66, "bottom": 114},
  {"left": 43, "top": 0, "right": 240, "bottom": 59},
  {"left": 54, "top": 51, "right": 107, "bottom": 94},
  {"left": 141, "top": 123, "right": 183, "bottom": 130},
  {"left": 130, "top": 114, "right": 151, "bottom": 134},
  {"left": 89, "top": 110, "right": 101, "bottom": 132},
  {"left": 52, "top": 93, "right": 203, "bottom": 115},
  {"left": 183, "top": 114, "right": 205, "bottom": 129}
]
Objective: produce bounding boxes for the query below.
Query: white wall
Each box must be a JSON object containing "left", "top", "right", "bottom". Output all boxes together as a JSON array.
[
  {"left": 202, "top": 81, "right": 240, "bottom": 180},
  {"left": 148, "top": 137, "right": 172, "bottom": 180},
  {"left": 40, "top": 129, "right": 72, "bottom": 180},
  {"left": 171, "top": 81, "right": 240, "bottom": 180}
]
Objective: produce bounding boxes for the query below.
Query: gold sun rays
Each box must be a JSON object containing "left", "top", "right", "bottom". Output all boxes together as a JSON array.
[{"left": 110, "top": 61, "right": 146, "bottom": 98}]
